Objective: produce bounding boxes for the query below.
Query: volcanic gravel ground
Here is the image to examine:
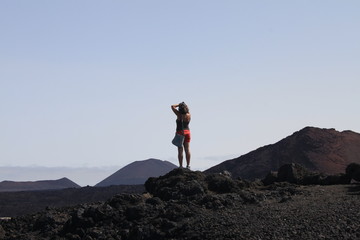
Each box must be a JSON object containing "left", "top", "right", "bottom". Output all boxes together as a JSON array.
[{"left": 185, "top": 184, "right": 360, "bottom": 240}]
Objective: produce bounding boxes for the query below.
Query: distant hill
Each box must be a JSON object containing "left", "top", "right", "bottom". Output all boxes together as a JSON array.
[
  {"left": 95, "top": 158, "right": 177, "bottom": 186},
  {"left": 0, "top": 177, "right": 80, "bottom": 192},
  {"left": 205, "top": 127, "right": 360, "bottom": 180}
]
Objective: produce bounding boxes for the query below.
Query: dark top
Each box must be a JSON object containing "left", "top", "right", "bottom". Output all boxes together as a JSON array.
[{"left": 176, "top": 118, "right": 190, "bottom": 131}]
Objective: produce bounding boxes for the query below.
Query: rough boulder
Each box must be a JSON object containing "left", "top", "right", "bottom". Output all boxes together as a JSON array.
[{"left": 346, "top": 163, "right": 360, "bottom": 182}]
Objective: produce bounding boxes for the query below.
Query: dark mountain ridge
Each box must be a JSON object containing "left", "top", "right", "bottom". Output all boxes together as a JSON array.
[
  {"left": 0, "top": 177, "right": 80, "bottom": 192},
  {"left": 205, "top": 126, "right": 360, "bottom": 180}
]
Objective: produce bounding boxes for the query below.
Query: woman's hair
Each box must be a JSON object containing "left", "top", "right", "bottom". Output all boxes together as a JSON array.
[{"left": 179, "top": 102, "right": 189, "bottom": 114}]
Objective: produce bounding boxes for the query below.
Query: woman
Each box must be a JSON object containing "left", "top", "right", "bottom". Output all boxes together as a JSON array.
[{"left": 171, "top": 102, "right": 191, "bottom": 169}]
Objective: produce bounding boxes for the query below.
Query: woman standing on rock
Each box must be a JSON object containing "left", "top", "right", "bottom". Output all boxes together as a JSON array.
[{"left": 171, "top": 102, "right": 191, "bottom": 169}]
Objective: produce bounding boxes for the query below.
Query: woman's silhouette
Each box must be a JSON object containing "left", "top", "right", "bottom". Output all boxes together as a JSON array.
[{"left": 171, "top": 102, "right": 191, "bottom": 169}]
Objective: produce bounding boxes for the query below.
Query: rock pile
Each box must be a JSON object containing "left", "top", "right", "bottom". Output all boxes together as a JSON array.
[
  {"left": 262, "top": 163, "right": 352, "bottom": 185},
  {"left": 145, "top": 168, "right": 258, "bottom": 200}
]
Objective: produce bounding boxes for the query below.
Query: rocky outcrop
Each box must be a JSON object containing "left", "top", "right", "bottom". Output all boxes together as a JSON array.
[
  {"left": 262, "top": 163, "right": 351, "bottom": 186},
  {"left": 145, "top": 168, "right": 207, "bottom": 200},
  {"left": 145, "top": 168, "right": 262, "bottom": 200}
]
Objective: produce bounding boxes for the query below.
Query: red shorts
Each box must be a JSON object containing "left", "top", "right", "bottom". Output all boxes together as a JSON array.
[{"left": 176, "top": 130, "right": 191, "bottom": 143}]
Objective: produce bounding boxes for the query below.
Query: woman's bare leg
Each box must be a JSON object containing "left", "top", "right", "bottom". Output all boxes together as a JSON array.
[
  {"left": 183, "top": 142, "right": 191, "bottom": 168},
  {"left": 178, "top": 147, "right": 184, "bottom": 167}
]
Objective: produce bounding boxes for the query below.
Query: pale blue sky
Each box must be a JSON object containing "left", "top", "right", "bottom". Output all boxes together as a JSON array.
[{"left": 1, "top": 1, "right": 359, "bottom": 176}]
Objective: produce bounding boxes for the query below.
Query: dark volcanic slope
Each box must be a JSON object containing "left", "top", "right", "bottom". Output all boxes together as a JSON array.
[
  {"left": 205, "top": 127, "right": 360, "bottom": 180},
  {"left": 96, "top": 158, "right": 177, "bottom": 186},
  {"left": 0, "top": 177, "right": 80, "bottom": 192},
  {"left": 0, "top": 184, "right": 144, "bottom": 217}
]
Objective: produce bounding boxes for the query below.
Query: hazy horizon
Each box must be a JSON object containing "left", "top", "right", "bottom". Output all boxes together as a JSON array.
[
  {"left": 0, "top": 165, "right": 119, "bottom": 187},
  {"left": 0, "top": 154, "right": 242, "bottom": 186}
]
